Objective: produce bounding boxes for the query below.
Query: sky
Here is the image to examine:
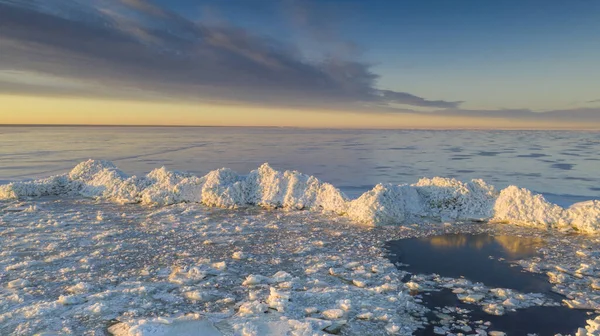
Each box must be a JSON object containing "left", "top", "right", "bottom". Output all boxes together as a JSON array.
[{"left": 1, "top": 0, "right": 600, "bottom": 128}]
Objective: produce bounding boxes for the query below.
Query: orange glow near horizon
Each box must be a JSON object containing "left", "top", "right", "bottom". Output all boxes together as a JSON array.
[{"left": 1, "top": 95, "right": 599, "bottom": 130}]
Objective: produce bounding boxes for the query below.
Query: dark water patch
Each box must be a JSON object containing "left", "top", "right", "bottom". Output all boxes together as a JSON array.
[
  {"left": 386, "top": 234, "right": 592, "bottom": 335},
  {"left": 446, "top": 147, "right": 463, "bottom": 153},
  {"left": 387, "top": 146, "right": 418, "bottom": 151},
  {"left": 298, "top": 146, "right": 322, "bottom": 151},
  {"left": 551, "top": 163, "right": 575, "bottom": 170},
  {"left": 477, "top": 151, "right": 504, "bottom": 157},
  {"left": 386, "top": 234, "right": 551, "bottom": 293},
  {"left": 140, "top": 159, "right": 167, "bottom": 164},
  {"left": 590, "top": 187, "right": 600, "bottom": 192},
  {"left": 414, "top": 289, "right": 590, "bottom": 336},
  {"left": 542, "top": 193, "right": 599, "bottom": 207},
  {"left": 451, "top": 156, "right": 472, "bottom": 161},
  {"left": 560, "top": 152, "right": 583, "bottom": 157},
  {"left": 563, "top": 176, "right": 597, "bottom": 182},
  {"left": 506, "top": 172, "right": 542, "bottom": 178},
  {"left": 455, "top": 169, "right": 476, "bottom": 174},
  {"left": 516, "top": 153, "right": 548, "bottom": 158}
]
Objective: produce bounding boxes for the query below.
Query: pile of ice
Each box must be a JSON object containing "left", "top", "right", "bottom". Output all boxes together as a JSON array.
[{"left": 1, "top": 160, "right": 599, "bottom": 232}]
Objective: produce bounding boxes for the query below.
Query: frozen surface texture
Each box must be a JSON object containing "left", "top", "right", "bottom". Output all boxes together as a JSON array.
[
  {"left": 0, "top": 199, "right": 433, "bottom": 335},
  {"left": 2, "top": 160, "right": 599, "bottom": 231},
  {"left": 2, "top": 197, "right": 600, "bottom": 335}
]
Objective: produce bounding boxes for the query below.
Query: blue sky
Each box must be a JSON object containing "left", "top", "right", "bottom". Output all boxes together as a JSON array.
[
  {"left": 1, "top": 0, "right": 600, "bottom": 126},
  {"left": 157, "top": 0, "right": 600, "bottom": 110}
]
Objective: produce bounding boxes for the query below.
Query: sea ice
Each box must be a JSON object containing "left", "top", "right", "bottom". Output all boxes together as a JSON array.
[
  {"left": 2, "top": 160, "right": 599, "bottom": 231},
  {"left": 2, "top": 160, "right": 600, "bottom": 335}
]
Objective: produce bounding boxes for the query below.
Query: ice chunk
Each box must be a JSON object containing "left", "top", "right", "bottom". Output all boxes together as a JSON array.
[
  {"left": 266, "top": 287, "right": 290, "bottom": 312},
  {"left": 458, "top": 293, "right": 485, "bottom": 303},
  {"left": 183, "top": 291, "right": 217, "bottom": 302},
  {"left": 347, "top": 184, "right": 411, "bottom": 225},
  {"left": 322, "top": 309, "right": 345, "bottom": 320},
  {"left": 7, "top": 279, "right": 30, "bottom": 289},
  {"left": 232, "top": 251, "right": 247, "bottom": 260},
  {"left": 414, "top": 177, "right": 496, "bottom": 221},
  {"left": 270, "top": 271, "right": 292, "bottom": 283},
  {"left": 242, "top": 274, "right": 271, "bottom": 286},
  {"left": 567, "top": 201, "right": 600, "bottom": 233},
  {"left": 57, "top": 295, "right": 85, "bottom": 305},
  {"left": 238, "top": 301, "right": 268, "bottom": 316},
  {"left": 168, "top": 266, "right": 207, "bottom": 285},
  {"left": 493, "top": 186, "right": 566, "bottom": 228},
  {"left": 108, "top": 315, "right": 222, "bottom": 336}
]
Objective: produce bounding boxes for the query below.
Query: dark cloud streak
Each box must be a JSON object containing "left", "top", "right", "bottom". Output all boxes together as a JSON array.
[
  {"left": 425, "top": 108, "right": 600, "bottom": 122},
  {"left": 0, "top": 0, "right": 458, "bottom": 110},
  {"left": 379, "top": 90, "right": 462, "bottom": 109}
]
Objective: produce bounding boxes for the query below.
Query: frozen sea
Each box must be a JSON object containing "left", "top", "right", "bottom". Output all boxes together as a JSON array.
[
  {"left": 2, "top": 126, "right": 600, "bottom": 336},
  {"left": 1, "top": 126, "right": 599, "bottom": 205}
]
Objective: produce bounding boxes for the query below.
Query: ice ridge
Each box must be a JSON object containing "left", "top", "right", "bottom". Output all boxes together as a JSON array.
[{"left": 1, "top": 160, "right": 599, "bottom": 232}]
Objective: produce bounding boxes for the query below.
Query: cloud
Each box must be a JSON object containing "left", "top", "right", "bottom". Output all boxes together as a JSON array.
[
  {"left": 379, "top": 90, "right": 463, "bottom": 108},
  {"left": 425, "top": 107, "right": 600, "bottom": 123},
  {"left": 0, "top": 0, "right": 457, "bottom": 111},
  {"left": 2, "top": 0, "right": 596, "bottom": 126},
  {"left": 588, "top": 99, "right": 600, "bottom": 104}
]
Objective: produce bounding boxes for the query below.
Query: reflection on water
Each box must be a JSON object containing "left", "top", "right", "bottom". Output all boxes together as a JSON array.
[
  {"left": 426, "top": 234, "right": 545, "bottom": 258},
  {"left": 387, "top": 234, "right": 591, "bottom": 335},
  {"left": 386, "top": 234, "right": 551, "bottom": 293},
  {"left": 415, "top": 289, "right": 590, "bottom": 336}
]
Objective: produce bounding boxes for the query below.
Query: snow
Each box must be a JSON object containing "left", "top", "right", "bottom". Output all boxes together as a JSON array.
[
  {"left": 493, "top": 186, "right": 567, "bottom": 229},
  {"left": 0, "top": 198, "right": 435, "bottom": 335},
  {"left": 2, "top": 160, "right": 600, "bottom": 334},
  {"left": 1, "top": 197, "right": 599, "bottom": 334},
  {"left": 1, "top": 159, "right": 599, "bottom": 232},
  {"left": 108, "top": 314, "right": 223, "bottom": 336}
]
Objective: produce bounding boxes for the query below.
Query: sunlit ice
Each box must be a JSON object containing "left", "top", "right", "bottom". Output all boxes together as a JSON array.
[{"left": 2, "top": 1, "right": 600, "bottom": 335}]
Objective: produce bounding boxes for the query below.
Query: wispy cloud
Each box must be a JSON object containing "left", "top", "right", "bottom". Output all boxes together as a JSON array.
[
  {"left": 379, "top": 90, "right": 462, "bottom": 109},
  {"left": 0, "top": 0, "right": 458, "bottom": 111},
  {"left": 424, "top": 107, "right": 600, "bottom": 123}
]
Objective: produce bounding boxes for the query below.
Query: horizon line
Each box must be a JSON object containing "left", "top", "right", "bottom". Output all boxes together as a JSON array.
[{"left": 1, "top": 124, "right": 600, "bottom": 131}]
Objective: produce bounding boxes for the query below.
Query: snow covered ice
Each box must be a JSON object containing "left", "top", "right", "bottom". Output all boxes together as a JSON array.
[
  {"left": 0, "top": 198, "right": 430, "bottom": 335},
  {"left": 2, "top": 160, "right": 600, "bottom": 232},
  {"left": 2, "top": 160, "right": 600, "bottom": 335}
]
